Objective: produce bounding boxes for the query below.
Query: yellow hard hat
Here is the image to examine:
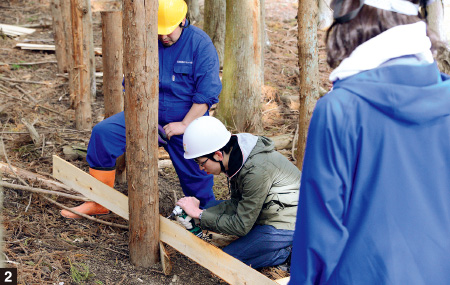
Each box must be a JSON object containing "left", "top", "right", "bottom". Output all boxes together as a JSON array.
[{"left": 158, "top": 0, "right": 188, "bottom": 35}]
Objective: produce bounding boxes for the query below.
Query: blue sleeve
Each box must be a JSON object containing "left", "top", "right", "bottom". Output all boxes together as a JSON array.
[
  {"left": 289, "top": 93, "right": 357, "bottom": 284},
  {"left": 192, "top": 39, "right": 221, "bottom": 108}
]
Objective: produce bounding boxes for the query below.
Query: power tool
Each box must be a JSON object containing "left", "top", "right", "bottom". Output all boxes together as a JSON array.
[{"left": 167, "top": 205, "right": 203, "bottom": 238}]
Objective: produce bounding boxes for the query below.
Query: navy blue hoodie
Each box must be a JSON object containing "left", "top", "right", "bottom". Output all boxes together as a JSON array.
[{"left": 290, "top": 61, "right": 450, "bottom": 284}]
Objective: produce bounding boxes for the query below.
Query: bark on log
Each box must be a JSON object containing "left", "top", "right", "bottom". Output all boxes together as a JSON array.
[
  {"left": 70, "top": 0, "right": 93, "bottom": 130},
  {"left": 123, "top": 0, "right": 160, "bottom": 266},
  {"left": 51, "top": 0, "right": 68, "bottom": 73},
  {"left": 101, "top": 11, "right": 124, "bottom": 118}
]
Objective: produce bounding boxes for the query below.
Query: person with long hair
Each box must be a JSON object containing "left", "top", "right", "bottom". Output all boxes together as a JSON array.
[{"left": 289, "top": 0, "right": 450, "bottom": 283}]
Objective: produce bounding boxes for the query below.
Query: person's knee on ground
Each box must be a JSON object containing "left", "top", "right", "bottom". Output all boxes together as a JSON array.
[{"left": 60, "top": 168, "right": 115, "bottom": 219}]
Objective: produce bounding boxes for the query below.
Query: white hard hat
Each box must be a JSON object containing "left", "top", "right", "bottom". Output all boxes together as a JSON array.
[{"left": 183, "top": 116, "right": 231, "bottom": 159}]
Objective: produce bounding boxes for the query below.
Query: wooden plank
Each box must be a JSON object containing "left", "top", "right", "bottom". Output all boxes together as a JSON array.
[
  {"left": 15, "top": 43, "right": 102, "bottom": 55},
  {"left": 160, "top": 216, "right": 277, "bottom": 285},
  {"left": 0, "top": 24, "right": 35, "bottom": 36},
  {"left": 52, "top": 155, "right": 128, "bottom": 219},
  {"left": 53, "top": 155, "right": 277, "bottom": 284},
  {"left": 275, "top": 277, "right": 290, "bottom": 285}
]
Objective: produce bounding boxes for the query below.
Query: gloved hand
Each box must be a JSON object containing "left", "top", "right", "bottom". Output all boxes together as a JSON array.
[
  {"left": 158, "top": 124, "right": 168, "bottom": 146},
  {"left": 176, "top": 215, "right": 194, "bottom": 230}
]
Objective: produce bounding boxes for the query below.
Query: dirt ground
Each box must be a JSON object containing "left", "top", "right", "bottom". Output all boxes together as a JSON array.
[{"left": 0, "top": 0, "right": 332, "bottom": 284}]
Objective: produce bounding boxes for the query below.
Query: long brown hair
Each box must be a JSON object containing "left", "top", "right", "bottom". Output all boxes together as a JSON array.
[{"left": 325, "top": 0, "right": 425, "bottom": 68}]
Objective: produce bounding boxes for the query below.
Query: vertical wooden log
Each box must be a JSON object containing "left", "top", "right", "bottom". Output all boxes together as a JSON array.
[
  {"left": 84, "top": 0, "right": 96, "bottom": 100},
  {"left": 51, "top": 0, "right": 68, "bottom": 73},
  {"left": 70, "top": 0, "right": 92, "bottom": 130},
  {"left": 123, "top": 0, "right": 160, "bottom": 266},
  {"left": 101, "top": 11, "right": 124, "bottom": 118},
  {"left": 296, "top": 0, "right": 320, "bottom": 168},
  {"left": 61, "top": 0, "right": 75, "bottom": 101},
  {"left": 102, "top": 11, "right": 125, "bottom": 183},
  {"left": 204, "top": 0, "right": 226, "bottom": 67},
  {"left": 216, "top": 0, "right": 263, "bottom": 132}
]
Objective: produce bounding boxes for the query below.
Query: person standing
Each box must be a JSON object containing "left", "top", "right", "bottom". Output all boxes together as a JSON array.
[
  {"left": 289, "top": 0, "right": 450, "bottom": 283},
  {"left": 61, "top": 0, "right": 222, "bottom": 218},
  {"left": 177, "top": 116, "right": 301, "bottom": 269}
]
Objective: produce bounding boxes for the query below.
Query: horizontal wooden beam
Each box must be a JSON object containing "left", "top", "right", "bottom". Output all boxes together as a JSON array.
[
  {"left": 0, "top": 24, "right": 35, "bottom": 37},
  {"left": 52, "top": 155, "right": 277, "bottom": 285},
  {"left": 16, "top": 43, "right": 103, "bottom": 55}
]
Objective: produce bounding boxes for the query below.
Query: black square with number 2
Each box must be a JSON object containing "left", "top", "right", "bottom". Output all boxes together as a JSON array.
[{"left": 0, "top": 269, "right": 17, "bottom": 285}]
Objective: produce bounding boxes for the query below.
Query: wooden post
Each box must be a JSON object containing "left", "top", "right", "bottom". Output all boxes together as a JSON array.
[
  {"left": 101, "top": 11, "right": 124, "bottom": 118},
  {"left": 101, "top": 10, "right": 125, "bottom": 183},
  {"left": 123, "top": 0, "right": 160, "bottom": 266},
  {"left": 296, "top": 0, "right": 320, "bottom": 168},
  {"left": 70, "top": 0, "right": 93, "bottom": 130},
  {"left": 51, "top": 0, "right": 68, "bottom": 73},
  {"left": 85, "top": 1, "right": 96, "bottom": 100},
  {"left": 60, "top": 0, "right": 75, "bottom": 102}
]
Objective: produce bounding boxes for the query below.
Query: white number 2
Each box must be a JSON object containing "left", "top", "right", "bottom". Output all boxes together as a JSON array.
[{"left": 4, "top": 271, "right": 12, "bottom": 282}]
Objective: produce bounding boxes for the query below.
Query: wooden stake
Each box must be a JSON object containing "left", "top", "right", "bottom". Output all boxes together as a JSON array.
[
  {"left": 101, "top": 11, "right": 124, "bottom": 118},
  {"left": 70, "top": 0, "right": 93, "bottom": 130},
  {"left": 123, "top": 0, "right": 160, "bottom": 267},
  {"left": 51, "top": 0, "right": 68, "bottom": 73}
]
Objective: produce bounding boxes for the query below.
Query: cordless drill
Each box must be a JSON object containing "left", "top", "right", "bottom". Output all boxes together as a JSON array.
[{"left": 167, "top": 205, "right": 203, "bottom": 238}]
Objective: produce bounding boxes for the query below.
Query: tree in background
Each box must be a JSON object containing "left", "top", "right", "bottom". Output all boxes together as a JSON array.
[
  {"left": 216, "top": 0, "right": 263, "bottom": 132},
  {"left": 295, "top": 0, "right": 320, "bottom": 168},
  {"left": 204, "top": 0, "right": 226, "bottom": 67},
  {"left": 185, "top": 0, "right": 200, "bottom": 23}
]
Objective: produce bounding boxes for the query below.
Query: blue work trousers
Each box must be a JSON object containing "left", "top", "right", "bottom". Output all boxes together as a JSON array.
[
  {"left": 205, "top": 200, "right": 294, "bottom": 269},
  {"left": 86, "top": 111, "right": 215, "bottom": 207}
]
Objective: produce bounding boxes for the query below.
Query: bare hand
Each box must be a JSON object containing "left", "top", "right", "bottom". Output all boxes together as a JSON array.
[
  {"left": 163, "top": 122, "right": 188, "bottom": 139},
  {"left": 176, "top": 197, "right": 202, "bottom": 219}
]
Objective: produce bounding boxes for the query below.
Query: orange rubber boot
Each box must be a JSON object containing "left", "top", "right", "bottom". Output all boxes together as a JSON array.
[{"left": 61, "top": 168, "right": 115, "bottom": 219}]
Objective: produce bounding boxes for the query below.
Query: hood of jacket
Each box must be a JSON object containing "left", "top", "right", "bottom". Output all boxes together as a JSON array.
[
  {"left": 227, "top": 134, "right": 274, "bottom": 178},
  {"left": 332, "top": 62, "right": 450, "bottom": 125}
]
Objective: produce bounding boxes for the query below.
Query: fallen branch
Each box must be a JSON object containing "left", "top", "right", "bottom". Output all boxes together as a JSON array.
[
  {"left": 0, "top": 181, "right": 89, "bottom": 201},
  {"left": 14, "top": 84, "right": 38, "bottom": 103},
  {"left": 1, "top": 91, "right": 61, "bottom": 115},
  {"left": 0, "top": 161, "right": 77, "bottom": 194},
  {"left": 0, "top": 60, "right": 57, "bottom": 66},
  {"left": 0, "top": 76, "right": 52, "bottom": 85},
  {"left": 21, "top": 118, "right": 41, "bottom": 145}
]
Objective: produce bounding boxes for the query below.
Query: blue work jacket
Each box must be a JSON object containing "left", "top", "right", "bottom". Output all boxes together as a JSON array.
[
  {"left": 158, "top": 23, "right": 221, "bottom": 125},
  {"left": 289, "top": 62, "right": 450, "bottom": 284}
]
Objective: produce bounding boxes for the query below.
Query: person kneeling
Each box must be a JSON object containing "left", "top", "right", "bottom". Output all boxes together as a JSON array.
[{"left": 176, "top": 116, "right": 301, "bottom": 269}]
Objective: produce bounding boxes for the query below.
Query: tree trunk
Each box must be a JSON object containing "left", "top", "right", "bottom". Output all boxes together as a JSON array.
[
  {"left": 101, "top": 11, "right": 124, "bottom": 118},
  {"left": 51, "top": 0, "right": 68, "bottom": 73},
  {"left": 83, "top": 0, "right": 96, "bottom": 100},
  {"left": 216, "top": 0, "right": 262, "bottom": 132},
  {"left": 60, "top": 0, "right": 74, "bottom": 106},
  {"left": 318, "top": 0, "right": 333, "bottom": 30},
  {"left": 296, "top": 0, "right": 320, "bottom": 169},
  {"left": 427, "top": 0, "right": 447, "bottom": 42},
  {"left": 123, "top": 0, "right": 160, "bottom": 267},
  {"left": 260, "top": 0, "right": 265, "bottom": 84},
  {"left": 185, "top": 0, "right": 200, "bottom": 24},
  {"left": 70, "top": 0, "right": 92, "bottom": 130},
  {"left": 204, "top": 0, "right": 226, "bottom": 67}
]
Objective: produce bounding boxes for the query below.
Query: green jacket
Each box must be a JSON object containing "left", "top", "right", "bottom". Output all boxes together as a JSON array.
[{"left": 200, "top": 134, "right": 301, "bottom": 236}]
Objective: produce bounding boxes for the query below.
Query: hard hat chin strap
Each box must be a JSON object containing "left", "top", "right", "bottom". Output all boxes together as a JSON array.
[{"left": 210, "top": 151, "right": 227, "bottom": 174}]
